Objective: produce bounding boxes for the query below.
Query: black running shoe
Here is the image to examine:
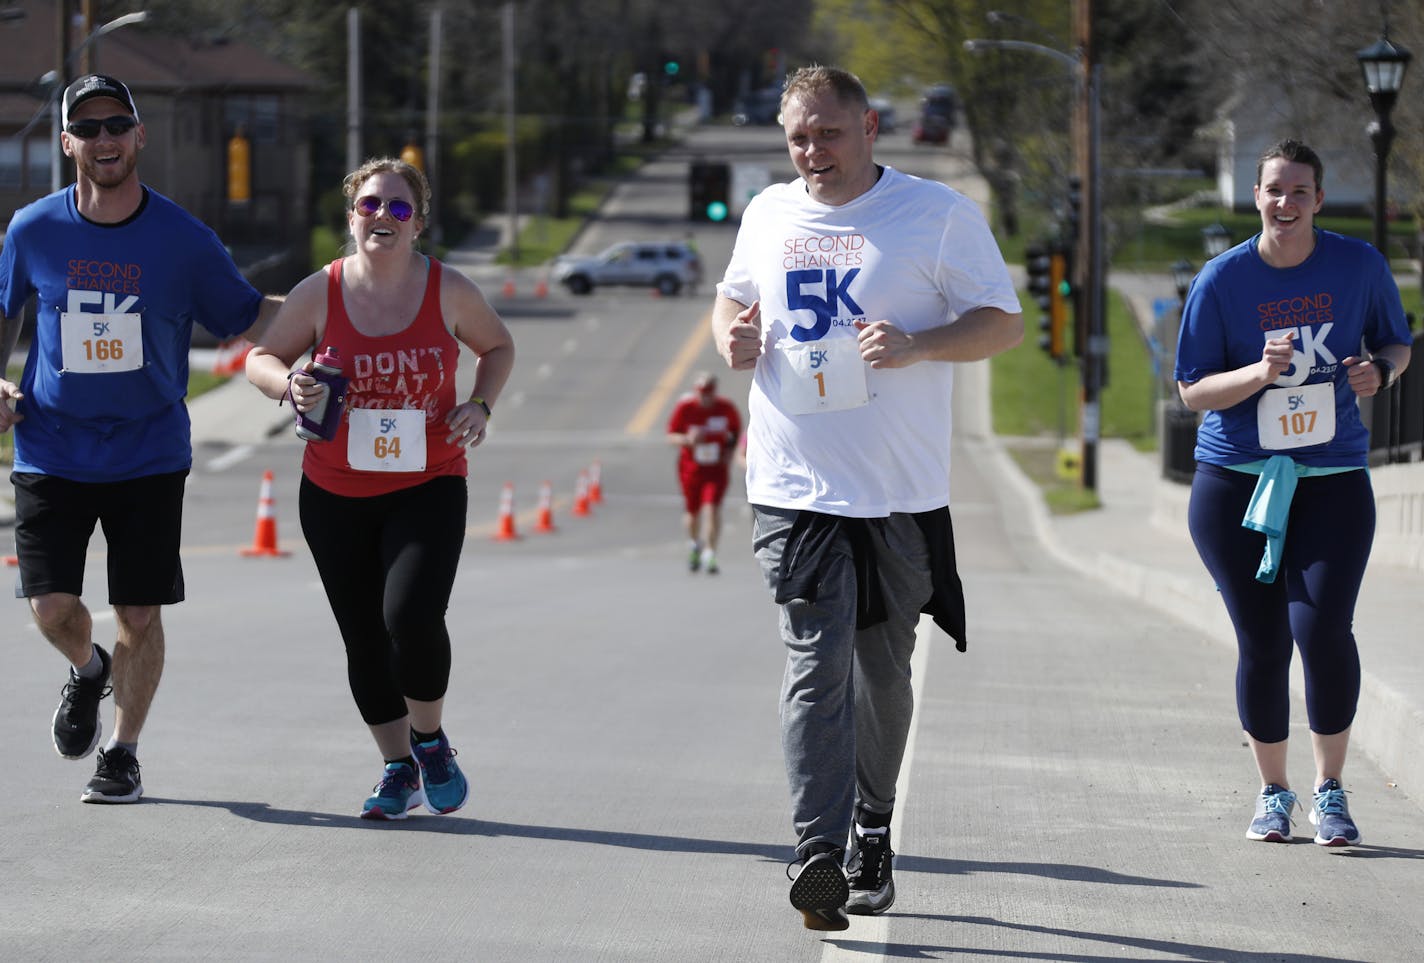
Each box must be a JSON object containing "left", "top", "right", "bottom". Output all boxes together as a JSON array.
[
  {"left": 846, "top": 827, "right": 896, "bottom": 915},
  {"left": 81, "top": 746, "right": 143, "bottom": 804},
  {"left": 52, "top": 645, "right": 112, "bottom": 760},
  {"left": 787, "top": 849, "right": 849, "bottom": 931}
]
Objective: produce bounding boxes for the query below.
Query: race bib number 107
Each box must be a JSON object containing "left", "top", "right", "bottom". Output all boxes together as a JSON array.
[{"left": 1256, "top": 382, "right": 1335, "bottom": 450}]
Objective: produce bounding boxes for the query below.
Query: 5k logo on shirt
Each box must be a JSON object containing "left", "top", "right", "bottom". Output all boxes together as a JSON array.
[
  {"left": 1267, "top": 323, "right": 1337, "bottom": 387},
  {"left": 786, "top": 268, "right": 864, "bottom": 342},
  {"left": 67, "top": 289, "right": 138, "bottom": 314}
]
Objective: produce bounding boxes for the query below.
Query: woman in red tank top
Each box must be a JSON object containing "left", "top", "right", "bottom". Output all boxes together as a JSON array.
[{"left": 246, "top": 158, "right": 514, "bottom": 821}]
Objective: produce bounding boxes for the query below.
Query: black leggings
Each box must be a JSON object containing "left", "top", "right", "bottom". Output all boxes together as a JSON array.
[
  {"left": 1186, "top": 463, "right": 1373, "bottom": 742},
  {"left": 300, "top": 475, "right": 468, "bottom": 726}
]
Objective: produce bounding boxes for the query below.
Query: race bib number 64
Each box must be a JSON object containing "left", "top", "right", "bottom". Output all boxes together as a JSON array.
[{"left": 347, "top": 408, "right": 427, "bottom": 471}]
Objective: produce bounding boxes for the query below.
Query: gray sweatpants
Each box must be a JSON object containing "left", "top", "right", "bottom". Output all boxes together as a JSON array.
[{"left": 752, "top": 505, "right": 933, "bottom": 857}]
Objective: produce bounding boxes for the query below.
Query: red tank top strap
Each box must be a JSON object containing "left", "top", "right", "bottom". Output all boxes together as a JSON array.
[{"left": 323, "top": 257, "right": 355, "bottom": 346}]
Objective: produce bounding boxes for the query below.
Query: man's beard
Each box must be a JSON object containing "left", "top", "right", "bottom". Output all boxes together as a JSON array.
[{"left": 76, "top": 152, "right": 137, "bottom": 189}]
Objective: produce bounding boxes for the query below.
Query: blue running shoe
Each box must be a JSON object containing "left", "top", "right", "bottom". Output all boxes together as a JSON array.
[
  {"left": 361, "top": 762, "right": 424, "bottom": 820},
  {"left": 411, "top": 732, "right": 470, "bottom": 815},
  {"left": 1309, "top": 778, "right": 1361, "bottom": 847},
  {"left": 1245, "top": 784, "right": 1297, "bottom": 842}
]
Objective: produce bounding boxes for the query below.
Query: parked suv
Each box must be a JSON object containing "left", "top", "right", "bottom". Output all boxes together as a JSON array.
[{"left": 551, "top": 241, "right": 702, "bottom": 297}]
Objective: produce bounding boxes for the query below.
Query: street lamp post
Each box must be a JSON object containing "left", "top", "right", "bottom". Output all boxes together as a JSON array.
[
  {"left": 50, "top": 10, "right": 150, "bottom": 192},
  {"left": 1356, "top": 29, "right": 1412, "bottom": 256},
  {"left": 1170, "top": 259, "right": 1194, "bottom": 306},
  {"left": 1201, "top": 222, "right": 1232, "bottom": 260},
  {"left": 964, "top": 25, "right": 1105, "bottom": 493}
]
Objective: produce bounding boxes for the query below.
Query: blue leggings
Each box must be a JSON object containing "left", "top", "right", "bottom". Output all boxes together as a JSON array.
[{"left": 1187, "top": 463, "right": 1373, "bottom": 742}]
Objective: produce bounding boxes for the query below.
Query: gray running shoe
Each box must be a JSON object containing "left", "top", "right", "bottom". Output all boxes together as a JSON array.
[
  {"left": 846, "top": 827, "right": 895, "bottom": 915},
  {"left": 1245, "top": 783, "right": 1297, "bottom": 842}
]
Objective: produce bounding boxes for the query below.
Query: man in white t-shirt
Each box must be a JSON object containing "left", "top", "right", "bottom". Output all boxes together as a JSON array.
[{"left": 712, "top": 64, "right": 1022, "bottom": 931}]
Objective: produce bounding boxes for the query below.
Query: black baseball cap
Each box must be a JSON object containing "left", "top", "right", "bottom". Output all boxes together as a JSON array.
[{"left": 62, "top": 74, "right": 140, "bottom": 127}]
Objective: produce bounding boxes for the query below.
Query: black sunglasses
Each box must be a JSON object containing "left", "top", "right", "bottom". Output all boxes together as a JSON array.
[
  {"left": 66, "top": 115, "right": 138, "bottom": 139},
  {"left": 354, "top": 195, "right": 415, "bottom": 222}
]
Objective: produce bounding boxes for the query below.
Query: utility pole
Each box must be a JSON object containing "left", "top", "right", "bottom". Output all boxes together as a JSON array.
[
  {"left": 502, "top": 2, "right": 518, "bottom": 262},
  {"left": 1073, "top": 0, "right": 1105, "bottom": 494},
  {"left": 52, "top": 0, "right": 70, "bottom": 193},
  {"left": 346, "top": 8, "right": 361, "bottom": 174},
  {"left": 78, "top": 0, "right": 94, "bottom": 73},
  {"left": 425, "top": 5, "right": 443, "bottom": 244}
]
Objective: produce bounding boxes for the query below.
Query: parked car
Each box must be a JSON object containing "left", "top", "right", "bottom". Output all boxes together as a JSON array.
[
  {"left": 868, "top": 96, "right": 897, "bottom": 134},
  {"left": 732, "top": 87, "right": 782, "bottom": 126},
  {"left": 551, "top": 241, "right": 702, "bottom": 297},
  {"left": 920, "top": 84, "right": 958, "bottom": 124},
  {"left": 912, "top": 83, "right": 958, "bottom": 145},
  {"left": 911, "top": 112, "right": 952, "bottom": 145}
]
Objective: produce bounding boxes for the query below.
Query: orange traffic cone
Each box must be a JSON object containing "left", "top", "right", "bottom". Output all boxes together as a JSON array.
[
  {"left": 588, "top": 459, "right": 604, "bottom": 505},
  {"left": 571, "top": 470, "right": 591, "bottom": 517},
  {"left": 241, "top": 470, "right": 290, "bottom": 557},
  {"left": 502, "top": 275, "right": 517, "bottom": 299},
  {"left": 3, "top": 555, "right": 17, "bottom": 567},
  {"left": 494, "top": 482, "right": 520, "bottom": 541},
  {"left": 213, "top": 337, "right": 253, "bottom": 376},
  {"left": 534, "top": 480, "right": 556, "bottom": 533},
  {"left": 533, "top": 277, "right": 549, "bottom": 299}
]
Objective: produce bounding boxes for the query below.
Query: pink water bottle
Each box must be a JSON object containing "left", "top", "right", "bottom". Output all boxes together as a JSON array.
[{"left": 293, "top": 346, "right": 349, "bottom": 442}]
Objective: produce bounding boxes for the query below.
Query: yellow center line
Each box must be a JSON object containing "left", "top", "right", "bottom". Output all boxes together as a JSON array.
[{"left": 623, "top": 308, "right": 712, "bottom": 437}]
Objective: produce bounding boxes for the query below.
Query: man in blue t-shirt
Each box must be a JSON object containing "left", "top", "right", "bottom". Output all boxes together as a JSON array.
[{"left": 0, "top": 74, "right": 282, "bottom": 805}]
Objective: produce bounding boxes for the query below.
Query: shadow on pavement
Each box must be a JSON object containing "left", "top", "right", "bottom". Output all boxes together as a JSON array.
[{"left": 828, "top": 914, "right": 1363, "bottom": 963}]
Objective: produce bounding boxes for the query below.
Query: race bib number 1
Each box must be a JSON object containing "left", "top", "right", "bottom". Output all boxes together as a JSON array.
[
  {"left": 1256, "top": 382, "right": 1335, "bottom": 450},
  {"left": 777, "top": 337, "right": 869, "bottom": 415},
  {"left": 347, "top": 408, "right": 427, "bottom": 471},
  {"left": 59, "top": 312, "right": 143, "bottom": 373}
]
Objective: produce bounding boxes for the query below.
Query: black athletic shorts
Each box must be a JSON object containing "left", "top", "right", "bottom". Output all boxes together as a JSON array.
[{"left": 11, "top": 469, "right": 188, "bottom": 605}]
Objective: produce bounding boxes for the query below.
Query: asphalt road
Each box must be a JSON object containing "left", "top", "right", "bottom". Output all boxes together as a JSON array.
[{"left": 3, "top": 124, "right": 1422, "bottom": 962}]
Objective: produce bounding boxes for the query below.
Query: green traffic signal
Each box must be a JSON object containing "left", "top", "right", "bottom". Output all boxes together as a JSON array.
[{"left": 706, "top": 201, "right": 728, "bottom": 222}]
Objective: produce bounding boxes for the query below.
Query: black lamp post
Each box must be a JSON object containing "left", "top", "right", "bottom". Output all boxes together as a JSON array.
[
  {"left": 1170, "top": 259, "right": 1195, "bottom": 305},
  {"left": 1357, "top": 30, "right": 1412, "bottom": 255},
  {"left": 1202, "top": 223, "right": 1232, "bottom": 260}
]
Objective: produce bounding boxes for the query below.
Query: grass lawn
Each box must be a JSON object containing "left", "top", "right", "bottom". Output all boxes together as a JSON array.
[{"left": 992, "top": 285, "right": 1160, "bottom": 512}]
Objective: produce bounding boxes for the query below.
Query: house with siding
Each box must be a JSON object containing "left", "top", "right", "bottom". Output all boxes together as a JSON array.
[{"left": 0, "top": 0, "right": 314, "bottom": 292}]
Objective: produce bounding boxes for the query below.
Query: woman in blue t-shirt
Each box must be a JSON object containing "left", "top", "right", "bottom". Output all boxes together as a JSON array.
[{"left": 1174, "top": 138, "right": 1411, "bottom": 848}]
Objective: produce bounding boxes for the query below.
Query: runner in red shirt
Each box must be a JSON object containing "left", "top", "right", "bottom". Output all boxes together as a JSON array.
[{"left": 666, "top": 372, "right": 741, "bottom": 573}]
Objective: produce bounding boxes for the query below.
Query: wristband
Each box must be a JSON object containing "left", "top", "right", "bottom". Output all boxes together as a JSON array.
[
  {"left": 471, "top": 396, "right": 492, "bottom": 418},
  {"left": 1372, "top": 356, "right": 1397, "bottom": 390}
]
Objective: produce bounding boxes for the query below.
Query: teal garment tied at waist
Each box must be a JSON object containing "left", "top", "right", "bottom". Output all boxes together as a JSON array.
[{"left": 1226, "top": 456, "right": 1362, "bottom": 583}]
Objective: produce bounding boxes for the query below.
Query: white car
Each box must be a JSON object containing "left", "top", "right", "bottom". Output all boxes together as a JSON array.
[{"left": 551, "top": 241, "right": 702, "bottom": 297}]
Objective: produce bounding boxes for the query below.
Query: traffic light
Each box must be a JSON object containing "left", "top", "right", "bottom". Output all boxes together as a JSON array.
[
  {"left": 1048, "top": 248, "right": 1071, "bottom": 360},
  {"left": 1026, "top": 243, "right": 1059, "bottom": 360},
  {"left": 226, "top": 129, "right": 251, "bottom": 205},
  {"left": 689, "top": 161, "right": 730, "bottom": 222},
  {"left": 1065, "top": 175, "right": 1082, "bottom": 240}
]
